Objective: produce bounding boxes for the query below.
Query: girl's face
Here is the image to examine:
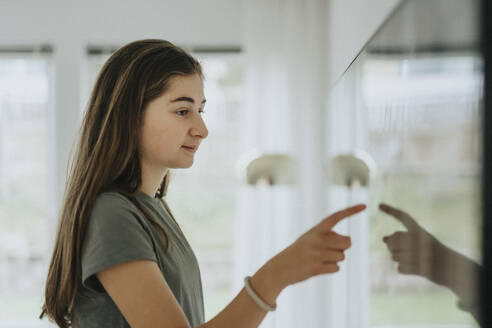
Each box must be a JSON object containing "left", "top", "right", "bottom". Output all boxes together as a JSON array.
[{"left": 138, "top": 73, "right": 208, "bottom": 171}]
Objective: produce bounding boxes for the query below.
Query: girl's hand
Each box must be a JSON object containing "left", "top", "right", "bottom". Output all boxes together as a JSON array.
[
  {"left": 380, "top": 203, "right": 481, "bottom": 323},
  {"left": 270, "top": 204, "right": 366, "bottom": 287},
  {"left": 379, "top": 203, "right": 449, "bottom": 285}
]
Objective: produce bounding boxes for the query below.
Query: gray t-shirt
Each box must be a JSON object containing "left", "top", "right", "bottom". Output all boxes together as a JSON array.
[{"left": 72, "top": 191, "right": 205, "bottom": 327}]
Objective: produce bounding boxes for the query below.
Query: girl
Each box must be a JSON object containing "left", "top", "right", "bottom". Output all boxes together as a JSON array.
[{"left": 40, "top": 39, "right": 366, "bottom": 328}]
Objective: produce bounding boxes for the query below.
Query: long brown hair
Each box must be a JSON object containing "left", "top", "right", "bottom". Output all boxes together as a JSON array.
[{"left": 40, "top": 39, "right": 203, "bottom": 327}]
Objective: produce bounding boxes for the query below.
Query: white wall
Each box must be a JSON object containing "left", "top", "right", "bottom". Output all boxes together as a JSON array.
[{"left": 0, "top": 0, "right": 241, "bottom": 45}]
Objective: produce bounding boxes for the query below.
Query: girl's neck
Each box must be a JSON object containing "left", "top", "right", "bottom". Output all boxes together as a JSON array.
[{"left": 139, "top": 164, "right": 168, "bottom": 198}]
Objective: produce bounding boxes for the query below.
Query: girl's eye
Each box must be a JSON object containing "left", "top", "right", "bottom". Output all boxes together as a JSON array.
[{"left": 177, "top": 109, "right": 206, "bottom": 116}]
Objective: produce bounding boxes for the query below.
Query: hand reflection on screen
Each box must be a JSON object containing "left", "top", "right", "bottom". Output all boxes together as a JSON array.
[{"left": 379, "top": 203, "right": 481, "bottom": 324}]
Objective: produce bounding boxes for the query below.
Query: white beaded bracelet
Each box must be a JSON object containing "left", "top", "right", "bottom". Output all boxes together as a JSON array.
[{"left": 244, "top": 276, "right": 277, "bottom": 312}]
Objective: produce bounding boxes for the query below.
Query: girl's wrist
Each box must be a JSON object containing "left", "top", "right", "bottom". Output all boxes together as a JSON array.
[{"left": 249, "top": 259, "right": 286, "bottom": 306}]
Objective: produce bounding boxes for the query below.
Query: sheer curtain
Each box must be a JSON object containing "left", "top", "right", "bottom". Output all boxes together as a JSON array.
[{"left": 234, "top": 1, "right": 332, "bottom": 327}]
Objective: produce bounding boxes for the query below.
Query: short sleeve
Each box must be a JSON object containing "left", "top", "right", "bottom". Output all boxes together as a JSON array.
[{"left": 81, "top": 192, "right": 158, "bottom": 293}]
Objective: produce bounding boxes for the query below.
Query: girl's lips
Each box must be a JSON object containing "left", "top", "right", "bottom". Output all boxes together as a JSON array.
[{"left": 182, "top": 146, "right": 197, "bottom": 153}]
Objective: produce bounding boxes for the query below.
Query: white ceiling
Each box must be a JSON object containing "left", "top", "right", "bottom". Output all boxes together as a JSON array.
[{"left": 0, "top": 0, "right": 243, "bottom": 47}]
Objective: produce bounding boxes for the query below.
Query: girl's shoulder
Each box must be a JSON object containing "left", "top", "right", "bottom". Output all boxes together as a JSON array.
[
  {"left": 96, "top": 190, "right": 130, "bottom": 201},
  {"left": 90, "top": 191, "right": 143, "bottom": 221},
  {"left": 86, "top": 191, "right": 156, "bottom": 242},
  {"left": 94, "top": 190, "right": 136, "bottom": 208}
]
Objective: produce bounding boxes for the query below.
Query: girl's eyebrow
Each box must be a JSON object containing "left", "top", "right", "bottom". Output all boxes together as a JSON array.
[{"left": 170, "top": 96, "right": 207, "bottom": 104}]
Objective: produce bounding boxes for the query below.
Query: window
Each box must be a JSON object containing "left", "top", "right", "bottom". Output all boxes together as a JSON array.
[{"left": 0, "top": 51, "right": 54, "bottom": 326}]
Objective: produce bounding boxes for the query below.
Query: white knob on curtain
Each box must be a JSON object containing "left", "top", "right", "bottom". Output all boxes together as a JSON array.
[
  {"left": 325, "top": 150, "right": 376, "bottom": 187},
  {"left": 242, "top": 153, "right": 299, "bottom": 186}
]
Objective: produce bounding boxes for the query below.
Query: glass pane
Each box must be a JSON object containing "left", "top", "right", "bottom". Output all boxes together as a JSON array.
[
  {"left": 365, "top": 53, "right": 482, "bottom": 328},
  {"left": 0, "top": 54, "right": 52, "bottom": 325},
  {"left": 328, "top": 0, "right": 482, "bottom": 326}
]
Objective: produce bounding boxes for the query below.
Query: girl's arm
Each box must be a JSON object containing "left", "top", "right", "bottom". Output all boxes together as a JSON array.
[
  {"left": 97, "top": 260, "right": 192, "bottom": 328},
  {"left": 200, "top": 256, "right": 283, "bottom": 328},
  {"left": 98, "top": 204, "right": 365, "bottom": 328}
]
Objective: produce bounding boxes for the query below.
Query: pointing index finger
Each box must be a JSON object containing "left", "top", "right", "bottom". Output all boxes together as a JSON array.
[
  {"left": 321, "top": 204, "right": 366, "bottom": 231},
  {"left": 379, "top": 203, "right": 418, "bottom": 231}
]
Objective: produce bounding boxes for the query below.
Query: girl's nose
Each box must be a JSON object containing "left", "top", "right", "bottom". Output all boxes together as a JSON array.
[{"left": 191, "top": 117, "right": 208, "bottom": 139}]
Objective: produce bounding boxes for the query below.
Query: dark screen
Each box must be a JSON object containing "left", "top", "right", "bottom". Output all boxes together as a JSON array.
[{"left": 329, "top": 0, "right": 483, "bottom": 326}]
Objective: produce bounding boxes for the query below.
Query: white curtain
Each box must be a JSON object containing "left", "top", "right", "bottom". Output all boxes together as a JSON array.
[{"left": 233, "top": 1, "right": 334, "bottom": 327}]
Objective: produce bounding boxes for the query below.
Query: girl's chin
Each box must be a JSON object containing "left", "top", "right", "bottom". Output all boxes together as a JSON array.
[{"left": 171, "top": 160, "right": 194, "bottom": 169}]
